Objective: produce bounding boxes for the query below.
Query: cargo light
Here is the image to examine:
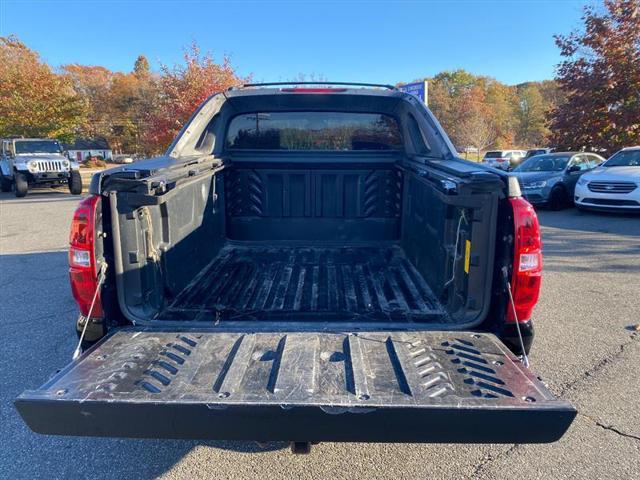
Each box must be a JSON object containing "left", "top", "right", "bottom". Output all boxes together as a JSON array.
[
  {"left": 507, "top": 197, "right": 542, "bottom": 323},
  {"left": 68, "top": 195, "right": 103, "bottom": 317}
]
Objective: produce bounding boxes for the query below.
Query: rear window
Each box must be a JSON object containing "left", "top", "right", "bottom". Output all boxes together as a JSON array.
[
  {"left": 226, "top": 112, "right": 402, "bottom": 151},
  {"left": 484, "top": 151, "right": 502, "bottom": 158}
]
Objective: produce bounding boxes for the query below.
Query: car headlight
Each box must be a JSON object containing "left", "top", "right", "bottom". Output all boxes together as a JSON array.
[
  {"left": 27, "top": 161, "right": 39, "bottom": 173},
  {"left": 577, "top": 177, "right": 588, "bottom": 186},
  {"left": 525, "top": 180, "right": 547, "bottom": 189},
  {"left": 62, "top": 159, "right": 70, "bottom": 168}
]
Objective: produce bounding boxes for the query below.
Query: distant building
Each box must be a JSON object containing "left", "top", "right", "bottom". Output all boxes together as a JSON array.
[{"left": 64, "top": 138, "right": 113, "bottom": 162}]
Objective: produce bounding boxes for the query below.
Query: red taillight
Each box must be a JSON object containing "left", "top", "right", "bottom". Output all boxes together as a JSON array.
[
  {"left": 507, "top": 197, "right": 542, "bottom": 323},
  {"left": 69, "top": 195, "right": 102, "bottom": 317},
  {"left": 280, "top": 88, "right": 347, "bottom": 93}
]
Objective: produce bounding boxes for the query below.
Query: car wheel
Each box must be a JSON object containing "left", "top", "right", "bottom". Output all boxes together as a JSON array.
[
  {"left": 0, "top": 175, "right": 11, "bottom": 192},
  {"left": 548, "top": 186, "right": 566, "bottom": 211},
  {"left": 68, "top": 171, "right": 83, "bottom": 195},
  {"left": 13, "top": 172, "right": 28, "bottom": 197}
]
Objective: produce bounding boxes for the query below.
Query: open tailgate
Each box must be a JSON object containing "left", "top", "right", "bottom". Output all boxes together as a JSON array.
[{"left": 16, "top": 329, "right": 575, "bottom": 443}]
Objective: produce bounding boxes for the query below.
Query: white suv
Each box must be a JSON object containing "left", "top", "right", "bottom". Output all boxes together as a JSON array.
[
  {"left": 574, "top": 146, "right": 640, "bottom": 212},
  {"left": 482, "top": 150, "right": 526, "bottom": 171}
]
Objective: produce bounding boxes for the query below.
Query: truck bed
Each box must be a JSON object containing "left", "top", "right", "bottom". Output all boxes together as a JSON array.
[{"left": 163, "top": 244, "right": 447, "bottom": 322}]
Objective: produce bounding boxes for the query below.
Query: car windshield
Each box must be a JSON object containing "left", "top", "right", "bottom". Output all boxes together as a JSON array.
[
  {"left": 15, "top": 140, "right": 62, "bottom": 154},
  {"left": 526, "top": 150, "right": 545, "bottom": 158},
  {"left": 514, "top": 155, "right": 571, "bottom": 172},
  {"left": 603, "top": 150, "right": 640, "bottom": 167}
]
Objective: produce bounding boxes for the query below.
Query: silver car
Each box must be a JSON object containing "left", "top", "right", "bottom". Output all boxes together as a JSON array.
[{"left": 482, "top": 150, "right": 527, "bottom": 171}]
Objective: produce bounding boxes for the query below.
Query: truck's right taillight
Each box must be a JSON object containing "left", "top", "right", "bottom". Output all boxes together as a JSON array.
[
  {"left": 507, "top": 197, "right": 542, "bottom": 323},
  {"left": 69, "top": 195, "right": 103, "bottom": 318}
]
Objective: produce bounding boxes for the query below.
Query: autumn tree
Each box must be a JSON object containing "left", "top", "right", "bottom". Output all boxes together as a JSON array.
[
  {"left": 62, "top": 64, "right": 113, "bottom": 138},
  {"left": 146, "top": 44, "right": 245, "bottom": 152},
  {"left": 483, "top": 79, "right": 517, "bottom": 147},
  {"left": 133, "top": 55, "right": 151, "bottom": 78},
  {"left": 457, "top": 85, "right": 496, "bottom": 155},
  {"left": 516, "top": 83, "right": 551, "bottom": 146},
  {"left": 550, "top": 0, "right": 640, "bottom": 153},
  {"left": 426, "top": 70, "right": 518, "bottom": 152},
  {"left": 0, "top": 36, "right": 86, "bottom": 141},
  {"left": 427, "top": 70, "right": 478, "bottom": 147},
  {"left": 107, "top": 62, "right": 159, "bottom": 155},
  {"left": 63, "top": 56, "right": 159, "bottom": 155}
]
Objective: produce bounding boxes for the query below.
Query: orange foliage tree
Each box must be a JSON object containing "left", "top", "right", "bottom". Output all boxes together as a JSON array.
[
  {"left": 145, "top": 44, "right": 246, "bottom": 153},
  {"left": 0, "top": 36, "right": 86, "bottom": 142}
]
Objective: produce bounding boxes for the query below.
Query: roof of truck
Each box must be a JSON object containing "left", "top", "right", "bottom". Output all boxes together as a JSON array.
[{"left": 224, "top": 82, "right": 404, "bottom": 100}]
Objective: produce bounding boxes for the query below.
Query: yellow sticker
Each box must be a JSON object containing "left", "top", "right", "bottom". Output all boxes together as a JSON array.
[{"left": 464, "top": 240, "right": 471, "bottom": 274}]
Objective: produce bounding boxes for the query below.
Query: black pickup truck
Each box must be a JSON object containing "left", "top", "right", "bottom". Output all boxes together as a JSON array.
[{"left": 16, "top": 83, "right": 575, "bottom": 450}]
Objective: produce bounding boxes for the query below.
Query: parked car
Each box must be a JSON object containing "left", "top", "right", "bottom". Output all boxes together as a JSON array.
[
  {"left": 482, "top": 150, "right": 526, "bottom": 171},
  {"left": 574, "top": 146, "right": 640, "bottom": 212},
  {"left": 524, "top": 148, "right": 553, "bottom": 159},
  {"left": 113, "top": 154, "right": 134, "bottom": 164},
  {"left": 0, "top": 138, "right": 83, "bottom": 197},
  {"left": 512, "top": 152, "right": 605, "bottom": 210},
  {"left": 15, "top": 83, "right": 575, "bottom": 451}
]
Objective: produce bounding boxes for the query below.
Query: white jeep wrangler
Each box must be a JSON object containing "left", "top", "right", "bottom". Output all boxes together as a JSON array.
[{"left": 0, "top": 138, "right": 83, "bottom": 197}]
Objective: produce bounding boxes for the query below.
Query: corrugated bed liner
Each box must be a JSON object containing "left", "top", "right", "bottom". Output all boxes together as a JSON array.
[{"left": 164, "top": 245, "right": 447, "bottom": 322}]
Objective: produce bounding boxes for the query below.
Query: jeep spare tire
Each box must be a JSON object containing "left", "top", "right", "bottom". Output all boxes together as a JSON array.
[
  {"left": 14, "top": 172, "right": 28, "bottom": 197},
  {"left": 69, "top": 171, "right": 83, "bottom": 195}
]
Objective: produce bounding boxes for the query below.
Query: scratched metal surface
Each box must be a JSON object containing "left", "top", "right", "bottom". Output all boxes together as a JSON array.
[{"left": 26, "top": 330, "right": 565, "bottom": 409}]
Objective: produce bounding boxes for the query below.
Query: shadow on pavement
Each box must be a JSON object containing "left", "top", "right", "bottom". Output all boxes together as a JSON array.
[
  {"left": 0, "top": 190, "right": 84, "bottom": 204},
  {"left": 0, "top": 251, "right": 285, "bottom": 480},
  {"left": 536, "top": 206, "right": 640, "bottom": 236},
  {"left": 536, "top": 208, "right": 640, "bottom": 274}
]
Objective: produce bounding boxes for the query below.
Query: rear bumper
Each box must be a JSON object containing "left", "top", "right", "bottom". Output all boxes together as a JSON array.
[
  {"left": 500, "top": 320, "right": 535, "bottom": 355},
  {"left": 16, "top": 397, "right": 574, "bottom": 444}
]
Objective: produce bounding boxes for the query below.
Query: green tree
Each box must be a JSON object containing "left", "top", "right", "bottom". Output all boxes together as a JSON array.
[{"left": 516, "top": 84, "right": 550, "bottom": 147}]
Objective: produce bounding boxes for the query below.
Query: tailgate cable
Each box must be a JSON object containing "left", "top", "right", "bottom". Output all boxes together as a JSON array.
[
  {"left": 501, "top": 266, "right": 530, "bottom": 368},
  {"left": 72, "top": 263, "right": 108, "bottom": 360},
  {"left": 443, "top": 209, "right": 468, "bottom": 289}
]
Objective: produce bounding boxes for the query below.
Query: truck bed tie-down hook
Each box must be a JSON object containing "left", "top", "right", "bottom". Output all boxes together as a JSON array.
[{"left": 72, "top": 263, "right": 108, "bottom": 360}]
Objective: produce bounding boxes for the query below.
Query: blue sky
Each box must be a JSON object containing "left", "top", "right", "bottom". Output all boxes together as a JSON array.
[{"left": 1, "top": 0, "right": 591, "bottom": 85}]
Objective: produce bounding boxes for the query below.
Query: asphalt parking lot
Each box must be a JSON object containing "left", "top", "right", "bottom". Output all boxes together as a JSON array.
[{"left": 0, "top": 189, "right": 638, "bottom": 480}]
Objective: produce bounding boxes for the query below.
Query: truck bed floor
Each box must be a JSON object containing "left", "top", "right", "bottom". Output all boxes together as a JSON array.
[{"left": 164, "top": 245, "right": 447, "bottom": 322}]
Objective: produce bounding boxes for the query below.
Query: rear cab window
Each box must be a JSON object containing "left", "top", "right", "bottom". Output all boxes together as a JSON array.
[{"left": 225, "top": 112, "right": 403, "bottom": 151}]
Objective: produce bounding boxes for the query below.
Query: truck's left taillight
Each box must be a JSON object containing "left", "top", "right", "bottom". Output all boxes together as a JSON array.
[
  {"left": 507, "top": 197, "right": 542, "bottom": 323},
  {"left": 69, "top": 195, "right": 103, "bottom": 318}
]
